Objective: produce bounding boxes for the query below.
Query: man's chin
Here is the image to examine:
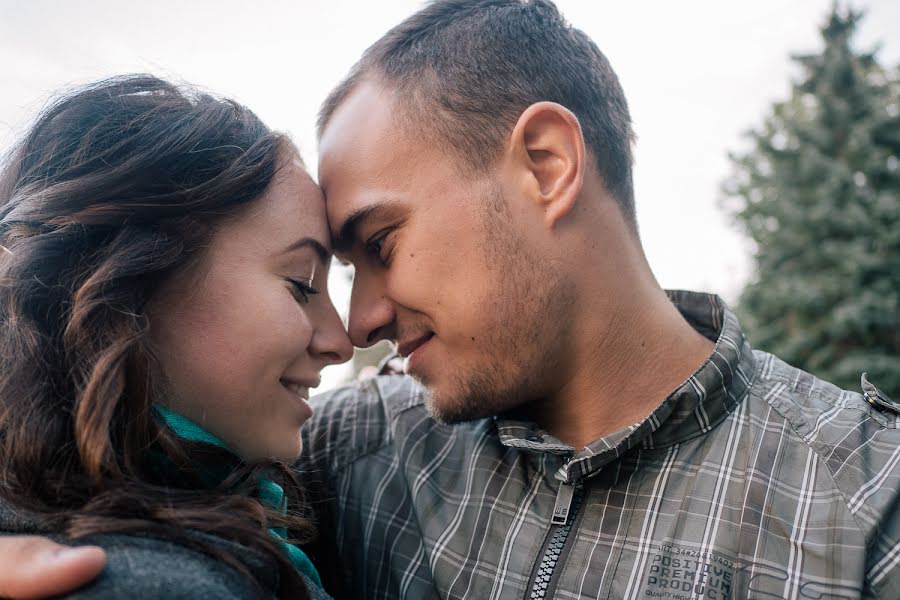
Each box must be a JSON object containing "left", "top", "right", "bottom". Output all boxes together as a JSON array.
[
  {"left": 420, "top": 379, "right": 515, "bottom": 425},
  {"left": 412, "top": 357, "right": 534, "bottom": 424},
  {"left": 423, "top": 396, "right": 489, "bottom": 425}
]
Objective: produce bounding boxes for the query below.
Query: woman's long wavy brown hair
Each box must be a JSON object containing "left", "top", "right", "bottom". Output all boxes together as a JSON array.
[{"left": 0, "top": 75, "right": 314, "bottom": 599}]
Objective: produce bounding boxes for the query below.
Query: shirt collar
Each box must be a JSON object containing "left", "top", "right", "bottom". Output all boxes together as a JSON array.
[{"left": 495, "top": 290, "right": 756, "bottom": 483}]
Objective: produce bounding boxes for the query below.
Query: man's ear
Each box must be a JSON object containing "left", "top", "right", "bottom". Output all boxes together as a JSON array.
[{"left": 507, "top": 102, "right": 585, "bottom": 227}]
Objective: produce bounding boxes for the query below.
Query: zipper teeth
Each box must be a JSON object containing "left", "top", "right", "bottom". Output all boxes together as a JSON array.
[{"left": 529, "top": 492, "right": 584, "bottom": 600}]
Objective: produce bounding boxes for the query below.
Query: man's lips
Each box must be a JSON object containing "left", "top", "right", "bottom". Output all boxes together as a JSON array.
[{"left": 397, "top": 332, "right": 434, "bottom": 358}]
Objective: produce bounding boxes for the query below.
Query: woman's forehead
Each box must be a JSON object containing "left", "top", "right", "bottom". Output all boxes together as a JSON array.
[{"left": 214, "top": 159, "right": 332, "bottom": 260}]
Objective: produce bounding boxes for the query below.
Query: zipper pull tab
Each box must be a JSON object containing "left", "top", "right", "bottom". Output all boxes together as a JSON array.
[{"left": 551, "top": 482, "right": 575, "bottom": 525}]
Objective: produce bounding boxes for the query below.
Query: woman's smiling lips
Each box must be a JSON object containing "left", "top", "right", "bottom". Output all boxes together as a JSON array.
[{"left": 280, "top": 378, "right": 317, "bottom": 419}]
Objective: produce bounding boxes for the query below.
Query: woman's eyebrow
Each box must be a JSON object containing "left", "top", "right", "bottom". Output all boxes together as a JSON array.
[{"left": 280, "top": 237, "right": 331, "bottom": 265}]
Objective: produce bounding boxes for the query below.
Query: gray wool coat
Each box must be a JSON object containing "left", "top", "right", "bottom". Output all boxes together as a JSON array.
[{"left": 0, "top": 499, "right": 332, "bottom": 600}]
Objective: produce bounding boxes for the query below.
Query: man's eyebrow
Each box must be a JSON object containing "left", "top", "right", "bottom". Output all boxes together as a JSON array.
[
  {"left": 334, "top": 199, "right": 402, "bottom": 254},
  {"left": 281, "top": 237, "right": 331, "bottom": 265}
]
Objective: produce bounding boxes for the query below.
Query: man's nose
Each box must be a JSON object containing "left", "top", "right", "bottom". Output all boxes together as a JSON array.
[{"left": 347, "top": 277, "right": 395, "bottom": 348}]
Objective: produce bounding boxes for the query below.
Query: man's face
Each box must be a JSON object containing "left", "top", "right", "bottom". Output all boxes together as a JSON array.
[{"left": 318, "top": 81, "right": 573, "bottom": 421}]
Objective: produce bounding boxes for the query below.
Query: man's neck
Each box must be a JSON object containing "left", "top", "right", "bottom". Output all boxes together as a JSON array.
[
  {"left": 517, "top": 187, "right": 716, "bottom": 451},
  {"left": 526, "top": 287, "right": 715, "bottom": 452}
]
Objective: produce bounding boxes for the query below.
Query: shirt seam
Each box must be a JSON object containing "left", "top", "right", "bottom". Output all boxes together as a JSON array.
[
  {"left": 760, "top": 386, "right": 899, "bottom": 593},
  {"left": 756, "top": 366, "right": 896, "bottom": 430},
  {"left": 753, "top": 383, "right": 871, "bottom": 549}
]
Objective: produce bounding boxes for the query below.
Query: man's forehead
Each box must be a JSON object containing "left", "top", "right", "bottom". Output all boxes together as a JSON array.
[
  {"left": 317, "top": 81, "right": 457, "bottom": 247},
  {"left": 318, "top": 82, "right": 398, "bottom": 180},
  {"left": 317, "top": 80, "right": 445, "bottom": 192},
  {"left": 320, "top": 134, "right": 423, "bottom": 241}
]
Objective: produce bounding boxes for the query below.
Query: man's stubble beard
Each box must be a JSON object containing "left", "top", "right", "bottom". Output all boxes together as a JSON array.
[{"left": 422, "top": 184, "right": 575, "bottom": 425}]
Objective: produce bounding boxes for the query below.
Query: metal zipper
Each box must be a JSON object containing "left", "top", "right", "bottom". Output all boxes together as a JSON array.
[{"left": 526, "top": 482, "right": 585, "bottom": 600}]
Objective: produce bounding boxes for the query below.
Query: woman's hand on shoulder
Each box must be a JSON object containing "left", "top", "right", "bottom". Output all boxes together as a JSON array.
[{"left": 0, "top": 536, "right": 106, "bottom": 599}]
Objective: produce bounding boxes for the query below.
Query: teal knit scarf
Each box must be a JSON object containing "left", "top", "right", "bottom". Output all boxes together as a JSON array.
[{"left": 154, "top": 406, "right": 323, "bottom": 588}]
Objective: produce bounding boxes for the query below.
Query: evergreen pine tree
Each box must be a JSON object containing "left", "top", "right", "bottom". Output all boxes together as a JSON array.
[{"left": 722, "top": 5, "right": 900, "bottom": 396}]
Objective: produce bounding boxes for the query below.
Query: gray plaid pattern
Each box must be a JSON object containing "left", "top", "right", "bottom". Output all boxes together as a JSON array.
[{"left": 300, "top": 291, "right": 900, "bottom": 599}]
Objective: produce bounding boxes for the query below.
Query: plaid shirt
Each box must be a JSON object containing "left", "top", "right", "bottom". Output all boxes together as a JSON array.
[{"left": 299, "top": 291, "right": 900, "bottom": 599}]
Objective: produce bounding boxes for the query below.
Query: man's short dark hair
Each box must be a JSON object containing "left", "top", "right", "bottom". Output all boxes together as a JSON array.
[{"left": 318, "top": 0, "right": 637, "bottom": 225}]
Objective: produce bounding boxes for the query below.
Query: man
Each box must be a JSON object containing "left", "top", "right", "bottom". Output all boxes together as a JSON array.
[{"left": 3, "top": 0, "right": 899, "bottom": 598}]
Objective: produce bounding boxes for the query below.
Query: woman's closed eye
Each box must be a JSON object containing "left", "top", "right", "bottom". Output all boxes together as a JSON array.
[{"left": 287, "top": 277, "right": 319, "bottom": 304}]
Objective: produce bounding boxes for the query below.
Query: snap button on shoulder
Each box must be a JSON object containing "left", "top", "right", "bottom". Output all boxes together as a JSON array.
[{"left": 861, "top": 373, "right": 899, "bottom": 415}]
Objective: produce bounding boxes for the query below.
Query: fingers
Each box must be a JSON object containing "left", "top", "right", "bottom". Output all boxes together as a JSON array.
[{"left": 0, "top": 537, "right": 106, "bottom": 599}]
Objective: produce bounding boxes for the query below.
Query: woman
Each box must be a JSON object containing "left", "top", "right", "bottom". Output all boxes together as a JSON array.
[{"left": 0, "top": 75, "right": 352, "bottom": 599}]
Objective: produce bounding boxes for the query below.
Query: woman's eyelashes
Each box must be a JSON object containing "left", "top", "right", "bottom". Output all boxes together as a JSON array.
[{"left": 287, "top": 277, "right": 319, "bottom": 304}]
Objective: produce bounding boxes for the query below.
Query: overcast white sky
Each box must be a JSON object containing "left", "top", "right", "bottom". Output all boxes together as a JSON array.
[{"left": 2, "top": 0, "right": 898, "bottom": 389}]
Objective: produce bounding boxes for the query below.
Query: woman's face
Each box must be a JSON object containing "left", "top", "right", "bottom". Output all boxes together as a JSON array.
[{"left": 149, "top": 155, "right": 352, "bottom": 461}]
